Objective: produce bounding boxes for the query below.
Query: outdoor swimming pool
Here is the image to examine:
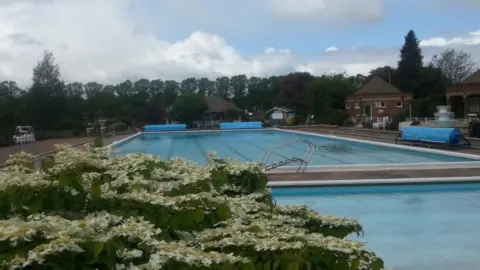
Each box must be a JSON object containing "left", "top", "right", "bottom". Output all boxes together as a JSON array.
[
  {"left": 273, "top": 183, "right": 480, "bottom": 270},
  {"left": 114, "top": 129, "right": 478, "bottom": 167}
]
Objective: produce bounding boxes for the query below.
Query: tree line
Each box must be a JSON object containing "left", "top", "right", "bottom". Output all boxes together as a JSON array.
[{"left": 0, "top": 30, "right": 477, "bottom": 144}]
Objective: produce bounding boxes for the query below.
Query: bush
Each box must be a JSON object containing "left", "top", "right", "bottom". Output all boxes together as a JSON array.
[
  {"left": 0, "top": 147, "right": 385, "bottom": 269},
  {"left": 293, "top": 114, "right": 306, "bottom": 125},
  {"left": 114, "top": 123, "right": 128, "bottom": 133},
  {"left": 323, "top": 110, "right": 349, "bottom": 126},
  {"left": 343, "top": 118, "right": 355, "bottom": 127},
  {"left": 93, "top": 136, "right": 104, "bottom": 147},
  {"left": 410, "top": 120, "right": 421, "bottom": 126},
  {"left": 262, "top": 120, "right": 273, "bottom": 128},
  {"left": 286, "top": 117, "right": 296, "bottom": 126}
]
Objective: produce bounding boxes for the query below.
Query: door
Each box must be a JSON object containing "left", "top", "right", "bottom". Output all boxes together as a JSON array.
[{"left": 364, "top": 104, "right": 372, "bottom": 118}]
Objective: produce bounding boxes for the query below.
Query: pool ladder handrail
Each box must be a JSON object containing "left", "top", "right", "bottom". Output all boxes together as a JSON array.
[{"left": 261, "top": 138, "right": 316, "bottom": 173}]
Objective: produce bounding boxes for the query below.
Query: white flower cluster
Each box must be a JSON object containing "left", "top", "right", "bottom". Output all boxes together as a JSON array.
[
  {"left": 206, "top": 151, "right": 265, "bottom": 175},
  {"left": 1, "top": 212, "right": 246, "bottom": 269},
  {"left": 0, "top": 145, "right": 385, "bottom": 270}
]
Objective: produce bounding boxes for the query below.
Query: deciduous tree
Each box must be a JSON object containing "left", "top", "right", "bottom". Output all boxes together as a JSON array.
[
  {"left": 431, "top": 48, "right": 477, "bottom": 85},
  {"left": 170, "top": 93, "right": 207, "bottom": 126}
]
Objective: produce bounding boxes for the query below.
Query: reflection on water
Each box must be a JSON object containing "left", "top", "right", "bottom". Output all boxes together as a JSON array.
[
  {"left": 316, "top": 143, "right": 354, "bottom": 153},
  {"left": 406, "top": 196, "right": 423, "bottom": 205}
]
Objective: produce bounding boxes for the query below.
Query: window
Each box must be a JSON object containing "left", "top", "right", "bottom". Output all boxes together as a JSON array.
[
  {"left": 354, "top": 103, "right": 360, "bottom": 109},
  {"left": 470, "top": 99, "right": 480, "bottom": 113},
  {"left": 346, "top": 103, "right": 351, "bottom": 109},
  {"left": 375, "top": 102, "right": 386, "bottom": 108},
  {"left": 396, "top": 101, "right": 403, "bottom": 108}
]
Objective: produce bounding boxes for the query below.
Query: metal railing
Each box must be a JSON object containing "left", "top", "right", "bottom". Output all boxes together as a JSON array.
[{"left": 261, "top": 138, "right": 316, "bottom": 173}]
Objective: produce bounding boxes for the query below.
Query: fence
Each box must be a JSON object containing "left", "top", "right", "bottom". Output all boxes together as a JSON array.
[{"left": 405, "top": 117, "right": 469, "bottom": 124}]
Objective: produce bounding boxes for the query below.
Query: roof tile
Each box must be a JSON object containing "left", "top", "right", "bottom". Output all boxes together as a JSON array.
[{"left": 355, "top": 76, "right": 405, "bottom": 95}]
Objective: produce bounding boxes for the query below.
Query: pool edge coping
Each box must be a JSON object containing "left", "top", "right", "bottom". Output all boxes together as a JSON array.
[
  {"left": 109, "top": 128, "right": 480, "bottom": 173},
  {"left": 267, "top": 176, "right": 480, "bottom": 187},
  {"left": 110, "top": 132, "right": 142, "bottom": 147}
]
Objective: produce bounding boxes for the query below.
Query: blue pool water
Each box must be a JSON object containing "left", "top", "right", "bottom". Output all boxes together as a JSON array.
[
  {"left": 114, "top": 130, "right": 476, "bottom": 166},
  {"left": 273, "top": 183, "right": 480, "bottom": 270}
]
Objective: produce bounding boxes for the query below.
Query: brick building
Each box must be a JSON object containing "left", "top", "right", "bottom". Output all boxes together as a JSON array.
[
  {"left": 345, "top": 76, "right": 413, "bottom": 123},
  {"left": 446, "top": 69, "right": 480, "bottom": 118}
]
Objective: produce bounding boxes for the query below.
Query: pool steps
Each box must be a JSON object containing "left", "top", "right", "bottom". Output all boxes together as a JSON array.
[{"left": 261, "top": 138, "right": 316, "bottom": 173}]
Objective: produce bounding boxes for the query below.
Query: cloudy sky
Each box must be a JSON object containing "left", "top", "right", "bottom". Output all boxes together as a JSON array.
[{"left": 0, "top": 0, "right": 479, "bottom": 87}]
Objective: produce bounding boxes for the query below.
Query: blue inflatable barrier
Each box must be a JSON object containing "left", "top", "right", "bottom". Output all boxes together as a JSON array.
[
  {"left": 143, "top": 124, "right": 186, "bottom": 132},
  {"left": 219, "top": 121, "right": 263, "bottom": 130},
  {"left": 397, "top": 127, "right": 470, "bottom": 147}
]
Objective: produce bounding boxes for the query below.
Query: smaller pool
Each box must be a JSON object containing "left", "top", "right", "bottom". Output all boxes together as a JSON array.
[{"left": 273, "top": 183, "right": 480, "bottom": 270}]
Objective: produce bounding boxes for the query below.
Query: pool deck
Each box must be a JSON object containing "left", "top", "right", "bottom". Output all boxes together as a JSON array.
[
  {"left": 0, "top": 134, "right": 131, "bottom": 166},
  {"left": 267, "top": 168, "right": 480, "bottom": 181}
]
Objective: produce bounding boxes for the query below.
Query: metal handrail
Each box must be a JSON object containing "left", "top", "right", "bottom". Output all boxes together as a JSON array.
[{"left": 261, "top": 137, "right": 317, "bottom": 173}]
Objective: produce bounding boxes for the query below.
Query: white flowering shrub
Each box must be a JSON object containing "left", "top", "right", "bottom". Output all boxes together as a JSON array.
[{"left": 0, "top": 145, "right": 385, "bottom": 269}]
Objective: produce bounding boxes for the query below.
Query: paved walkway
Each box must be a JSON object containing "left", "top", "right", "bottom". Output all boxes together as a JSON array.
[
  {"left": 268, "top": 168, "right": 480, "bottom": 181},
  {"left": 0, "top": 134, "right": 131, "bottom": 166}
]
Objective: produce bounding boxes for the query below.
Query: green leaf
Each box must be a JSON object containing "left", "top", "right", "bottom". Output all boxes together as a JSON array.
[
  {"left": 106, "top": 240, "right": 119, "bottom": 259},
  {"left": 371, "top": 258, "right": 384, "bottom": 270},
  {"left": 350, "top": 259, "right": 360, "bottom": 270},
  {"left": 90, "top": 181, "right": 101, "bottom": 200},
  {"left": 287, "top": 262, "right": 299, "bottom": 270},
  {"left": 219, "top": 264, "right": 235, "bottom": 270},
  {"left": 156, "top": 214, "right": 170, "bottom": 227},
  {"left": 272, "top": 260, "right": 280, "bottom": 270},
  {"left": 302, "top": 260, "right": 312, "bottom": 270},
  {"left": 28, "top": 195, "right": 43, "bottom": 213},
  {"left": 332, "top": 259, "right": 350, "bottom": 270},
  {"left": 241, "top": 262, "right": 255, "bottom": 270},
  {"left": 192, "top": 209, "right": 205, "bottom": 222},
  {"left": 41, "top": 157, "right": 55, "bottom": 170},
  {"left": 168, "top": 214, "right": 182, "bottom": 229},
  {"left": 92, "top": 242, "right": 104, "bottom": 258},
  {"left": 58, "top": 173, "right": 71, "bottom": 187},
  {"left": 215, "top": 203, "right": 231, "bottom": 220}
]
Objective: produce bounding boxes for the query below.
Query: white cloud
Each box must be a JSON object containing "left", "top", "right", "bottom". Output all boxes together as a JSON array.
[
  {"left": 270, "top": 0, "right": 384, "bottom": 22},
  {"left": 0, "top": 0, "right": 479, "bottom": 89},
  {"left": 326, "top": 46, "right": 339, "bottom": 52},
  {"left": 420, "top": 30, "right": 480, "bottom": 47}
]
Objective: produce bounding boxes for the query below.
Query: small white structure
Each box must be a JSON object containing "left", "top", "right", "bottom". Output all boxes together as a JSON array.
[
  {"left": 266, "top": 107, "right": 296, "bottom": 123},
  {"left": 13, "top": 126, "right": 35, "bottom": 144},
  {"left": 434, "top": 105, "right": 454, "bottom": 121}
]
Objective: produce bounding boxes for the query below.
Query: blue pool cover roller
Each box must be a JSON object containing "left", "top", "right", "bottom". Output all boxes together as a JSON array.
[
  {"left": 219, "top": 121, "right": 263, "bottom": 130},
  {"left": 143, "top": 124, "right": 187, "bottom": 132},
  {"left": 401, "top": 127, "right": 465, "bottom": 145}
]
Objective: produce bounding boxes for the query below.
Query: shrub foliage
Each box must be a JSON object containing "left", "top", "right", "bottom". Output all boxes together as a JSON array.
[{"left": 0, "top": 146, "right": 385, "bottom": 269}]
